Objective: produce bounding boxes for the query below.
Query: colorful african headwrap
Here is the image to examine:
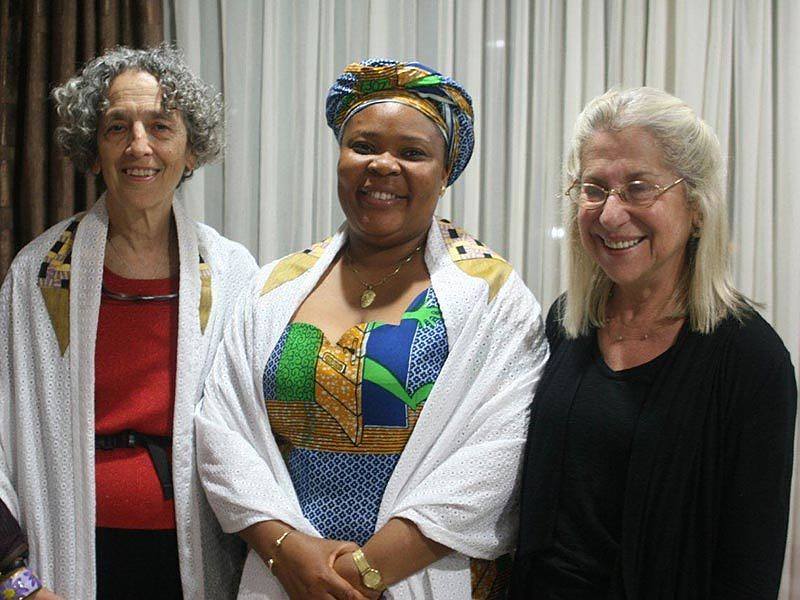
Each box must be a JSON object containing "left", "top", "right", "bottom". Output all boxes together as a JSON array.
[{"left": 326, "top": 58, "right": 475, "bottom": 187}]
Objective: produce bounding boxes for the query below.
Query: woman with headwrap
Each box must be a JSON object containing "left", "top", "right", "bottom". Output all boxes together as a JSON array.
[
  {"left": 0, "top": 45, "right": 257, "bottom": 599},
  {"left": 195, "top": 59, "right": 549, "bottom": 599}
]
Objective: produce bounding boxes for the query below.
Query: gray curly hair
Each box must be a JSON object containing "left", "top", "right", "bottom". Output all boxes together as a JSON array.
[{"left": 52, "top": 43, "right": 224, "bottom": 177}]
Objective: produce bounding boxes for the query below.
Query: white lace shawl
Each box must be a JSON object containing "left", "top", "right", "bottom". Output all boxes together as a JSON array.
[
  {"left": 0, "top": 197, "right": 257, "bottom": 599},
  {"left": 196, "top": 218, "right": 549, "bottom": 599}
]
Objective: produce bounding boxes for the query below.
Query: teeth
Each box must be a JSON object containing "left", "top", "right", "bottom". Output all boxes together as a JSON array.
[
  {"left": 125, "top": 168, "right": 158, "bottom": 177},
  {"left": 365, "top": 191, "right": 400, "bottom": 201},
  {"left": 604, "top": 237, "right": 643, "bottom": 249}
]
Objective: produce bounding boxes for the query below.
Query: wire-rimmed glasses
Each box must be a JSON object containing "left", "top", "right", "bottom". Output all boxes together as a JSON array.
[{"left": 565, "top": 177, "right": 685, "bottom": 210}]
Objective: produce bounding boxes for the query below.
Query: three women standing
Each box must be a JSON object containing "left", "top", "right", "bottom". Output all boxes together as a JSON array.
[{"left": 0, "top": 45, "right": 794, "bottom": 600}]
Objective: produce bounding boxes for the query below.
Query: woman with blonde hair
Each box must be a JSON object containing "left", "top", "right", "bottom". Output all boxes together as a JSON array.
[{"left": 510, "top": 87, "right": 796, "bottom": 599}]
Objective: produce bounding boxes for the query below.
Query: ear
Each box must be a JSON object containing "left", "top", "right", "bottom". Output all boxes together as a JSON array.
[
  {"left": 690, "top": 207, "right": 703, "bottom": 238},
  {"left": 91, "top": 158, "right": 101, "bottom": 175},
  {"left": 185, "top": 151, "right": 197, "bottom": 172},
  {"left": 439, "top": 173, "right": 450, "bottom": 198},
  {"left": 691, "top": 205, "right": 703, "bottom": 229}
]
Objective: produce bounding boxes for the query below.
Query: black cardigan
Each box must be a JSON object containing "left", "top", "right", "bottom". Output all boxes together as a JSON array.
[
  {"left": 0, "top": 499, "right": 26, "bottom": 574},
  {"left": 510, "top": 299, "right": 797, "bottom": 599}
]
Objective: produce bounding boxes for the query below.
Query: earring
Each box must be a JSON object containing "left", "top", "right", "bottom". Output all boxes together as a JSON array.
[{"left": 439, "top": 185, "right": 446, "bottom": 197}]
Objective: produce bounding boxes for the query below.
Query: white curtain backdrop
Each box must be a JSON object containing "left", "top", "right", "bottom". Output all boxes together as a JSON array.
[{"left": 164, "top": 0, "right": 800, "bottom": 595}]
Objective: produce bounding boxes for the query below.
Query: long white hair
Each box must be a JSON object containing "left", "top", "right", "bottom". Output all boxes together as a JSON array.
[{"left": 562, "top": 87, "right": 748, "bottom": 337}]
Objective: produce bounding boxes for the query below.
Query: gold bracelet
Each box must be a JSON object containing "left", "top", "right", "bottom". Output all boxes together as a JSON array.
[
  {"left": 267, "top": 529, "right": 295, "bottom": 573},
  {"left": 274, "top": 529, "right": 294, "bottom": 550}
]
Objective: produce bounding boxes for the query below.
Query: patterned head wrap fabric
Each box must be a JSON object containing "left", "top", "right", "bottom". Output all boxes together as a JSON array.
[{"left": 326, "top": 58, "right": 475, "bottom": 186}]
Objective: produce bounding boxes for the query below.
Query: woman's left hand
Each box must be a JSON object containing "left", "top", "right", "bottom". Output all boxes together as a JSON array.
[
  {"left": 332, "top": 551, "right": 381, "bottom": 600},
  {"left": 270, "top": 532, "right": 369, "bottom": 600}
]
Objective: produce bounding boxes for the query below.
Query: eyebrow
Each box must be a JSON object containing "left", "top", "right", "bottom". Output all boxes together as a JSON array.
[
  {"left": 583, "top": 170, "right": 659, "bottom": 182},
  {"left": 102, "top": 108, "right": 176, "bottom": 121},
  {"left": 349, "top": 129, "right": 436, "bottom": 145}
]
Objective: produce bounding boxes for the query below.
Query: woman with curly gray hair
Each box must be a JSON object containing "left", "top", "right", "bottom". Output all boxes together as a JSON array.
[
  {"left": 510, "top": 87, "right": 796, "bottom": 598},
  {"left": 0, "top": 44, "right": 256, "bottom": 599}
]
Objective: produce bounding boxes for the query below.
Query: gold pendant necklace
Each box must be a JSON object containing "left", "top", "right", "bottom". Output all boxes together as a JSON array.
[
  {"left": 346, "top": 244, "right": 423, "bottom": 308},
  {"left": 360, "top": 288, "right": 377, "bottom": 308}
]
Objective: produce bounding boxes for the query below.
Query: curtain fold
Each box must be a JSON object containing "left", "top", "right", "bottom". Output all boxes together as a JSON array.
[
  {"left": 775, "top": 0, "right": 800, "bottom": 596},
  {"left": 177, "top": 0, "right": 800, "bottom": 593},
  {"left": 0, "top": 0, "right": 163, "bottom": 280},
  {"left": 0, "top": 0, "right": 20, "bottom": 276}
]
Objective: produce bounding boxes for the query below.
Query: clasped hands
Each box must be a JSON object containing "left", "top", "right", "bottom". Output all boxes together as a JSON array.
[{"left": 269, "top": 530, "right": 381, "bottom": 600}]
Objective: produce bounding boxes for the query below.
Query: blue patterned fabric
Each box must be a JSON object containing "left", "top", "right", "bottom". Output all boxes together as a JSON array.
[
  {"left": 262, "top": 325, "right": 290, "bottom": 400},
  {"left": 405, "top": 289, "right": 449, "bottom": 393},
  {"left": 288, "top": 449, "right": 401, "bottom": 545}
]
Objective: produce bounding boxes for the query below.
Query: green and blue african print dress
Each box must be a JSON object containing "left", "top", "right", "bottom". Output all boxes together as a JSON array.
[
  {"left": 263, "top": 286, "right": 509, "bottom": 598},
  {"left": 262, "top": 287, "right": 447, "bottom": 545}
]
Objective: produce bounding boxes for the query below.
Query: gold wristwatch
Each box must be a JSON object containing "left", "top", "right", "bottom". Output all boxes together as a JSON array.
[{"left": 352, "top": 548, "right": 384, "bottom": 591}]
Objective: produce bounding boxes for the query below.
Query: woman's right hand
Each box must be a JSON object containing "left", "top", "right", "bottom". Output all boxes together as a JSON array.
[{"left": 271, "top": 531, "right": 369, "bottom": 600}]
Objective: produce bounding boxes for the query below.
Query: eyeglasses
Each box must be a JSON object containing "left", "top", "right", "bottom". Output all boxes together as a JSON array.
[{"left": 565, "top": 177, "right": 685, "bottom": 209}]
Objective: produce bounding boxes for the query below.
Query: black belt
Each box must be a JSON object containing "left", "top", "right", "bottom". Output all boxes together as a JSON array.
[{"left": 95, "top": 430, "right": 174, "bottom": 500}]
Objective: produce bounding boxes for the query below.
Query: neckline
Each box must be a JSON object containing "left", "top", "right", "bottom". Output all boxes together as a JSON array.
[
  {"left": 103, "top": 266, "right": 179, "bottom": 296},
  {"left": 591, "top": 321, "right": 688, "bottom": 378},
  {"left": 291, "top": 286, "right": 433, "bottom": 346}
]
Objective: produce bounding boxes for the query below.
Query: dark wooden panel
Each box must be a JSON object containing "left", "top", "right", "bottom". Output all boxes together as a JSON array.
[
  {"left": 135, "top": 0, "right": 163, "bottom": 47},
  {"left": 18, "top": 0, "right": 48, "bottom": 242},
  {"left": 49, "top": 0, "right": 77, "bottom": 224},
  {"left": 98, "top": 0, "right": 119, "bottom": 53},
  {"left": 120, "top": 0, "right": 134, "bottom": 46},
  {"left": 0, "top": 0, "right": 19, "bottom": 279},
  {"left": 79, "top": 0, "right": 98, "bottom": 211}
]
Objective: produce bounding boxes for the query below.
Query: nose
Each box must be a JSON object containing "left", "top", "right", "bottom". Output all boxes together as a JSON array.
[
  {"left": 126, "top": 122, "right": 153, "bottom": 157},
  {"left": 597, "top": 192, "right": 630, "bottom": 230},
  {"left": 367, "top": 152, "right": 400, "bottom": 177}
]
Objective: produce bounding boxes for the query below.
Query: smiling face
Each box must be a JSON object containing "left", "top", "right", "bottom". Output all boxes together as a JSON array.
[
  {"left": 577, "top": 127, "right": 697, "bottom": 295},
  {"left": 94, "top": 70, "right": 195, "bottom": 213},
  {"left": 337, "top": 102, "right": 449, "bottom": 248}
]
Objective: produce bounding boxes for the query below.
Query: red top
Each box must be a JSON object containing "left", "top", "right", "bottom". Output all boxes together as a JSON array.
[{"left": 95, "top": 267, "right": 179, "bottom": 530}]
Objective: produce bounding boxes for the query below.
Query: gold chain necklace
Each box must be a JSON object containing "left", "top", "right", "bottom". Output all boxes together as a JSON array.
[
  {"left": 346, "top": 244, "right": 422, "bottom": 308},
  {"left": 603, "top": 315, "right": 681, "bottom": 343}
]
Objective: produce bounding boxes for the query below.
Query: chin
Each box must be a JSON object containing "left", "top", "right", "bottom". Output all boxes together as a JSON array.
[
  {"left": 349, "top": 210, "right": 404, "bottom": 237},
  {"left": 591, "top": 250, "right": 647, "bottom": 283},
  {"left": 605, "top": 265, "right": 665, "bottom": 293},
  {"left": 353, "top": 226, "right": 405, "bottom": 247},
  {"left": 111, "top": 196, "right": 173, "bottom": 217},
  {"left": 353, "top": 221, "right": 431, "bottom": 251}
]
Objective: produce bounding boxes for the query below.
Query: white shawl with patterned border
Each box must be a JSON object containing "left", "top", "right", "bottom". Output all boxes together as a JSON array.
[
  {"left": 0, "top": 197, "right": 257, "bottom": 599},
  {"left": 196, "top": 217, "right": 549, "bottom": 599}
]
